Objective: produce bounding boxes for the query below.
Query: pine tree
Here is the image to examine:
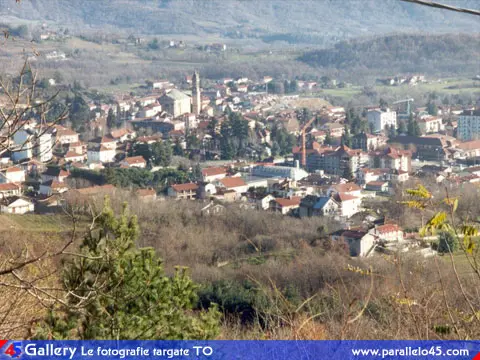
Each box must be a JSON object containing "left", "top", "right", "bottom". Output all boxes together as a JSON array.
[
  {"left": 34, "top": 199, "right": 220, "bottom": 340},
  {"left": 341, "top": 125, "right": 352, "bottom": 147},
  {"left": 397, "top": 121, "right": 407, "bottom": 135},
  {"left": 106, "top": 108, "right": 116, "bottom": 129},
  {"left": 387, "top": 125, "right": 397, "bottom": 140}
]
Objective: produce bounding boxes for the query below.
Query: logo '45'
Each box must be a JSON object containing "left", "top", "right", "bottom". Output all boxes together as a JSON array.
[{"left": 0, "top": 341, "right": 22, "bottom": 358}]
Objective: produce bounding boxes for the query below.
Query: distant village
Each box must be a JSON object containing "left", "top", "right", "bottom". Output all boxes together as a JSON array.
[{"left": 1, "top": 68, "right": 480, "bottom": 259}]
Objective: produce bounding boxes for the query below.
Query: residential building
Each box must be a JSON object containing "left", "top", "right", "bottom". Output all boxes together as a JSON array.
[
  {"left": 331, "top": 230, "right": 375, "bottom": 257},
  {"left": 90, "top": 135, "right": 117, "bottom": 150},
  {"left": 352, "top": 133, "right": 388, "bottom": 151},
  {"left": 256, "top": 194, "right": 275, "bottom": 210},
  {"left": 136, "top": 188, "right": 157, "bottom": 201},
  {"left": 333, "top": 192, "right": 362, "bottom": 218},
  {"left": 217, "top": 177, "right": 248, "bottom": 194},
  {"left": 167, "top": 183, "right": 198, "bottom": 200},
  {"left": 269, "top": 196, "right": 301, "bottom": 215},
  {"left": 418, "top": 116, "right": 444, "bottom": 135},
  {"left": 0, "top": 196, "right": 34, "bottom": 214},
  {"left": 328, "top": 182, "right": 362, "bottom": 197},
  {"left": 39, "top": 179, "right": 69, "bottom": 196},
  {"left": 299, "top": 196, "right": 340, "bottom": 218},
  {"left": 367, "top": 108, "right": 397, "bottom": 133},
  {"left": 0, "top": 183, "right": 22, "bottom": 198},
  {"left": 369, "top": 147, "right": 411, "bottom": 172},
  {"left": 110, "top": 128, "right": 136, "bottom": 143},
  {"left": 54, "top": 126, "right": 79, "bottom": 145},
  {"left": 457, "top": 109, "right": 480, "bottom": 141},
  {"left": 67, "top": 141, "right": 86, "bottom": 155},
  {"left": 87, "top": 145, "right": 116, "bottom": 164},
  {"left": 34, "top": 133, "right": 53, "bottom": 162},
  {"left": 64, "top": 151, "right": 86, "bottom": 163},
  {"left": 41, "top": 167, "right": 70, "bottom": 183},
  {"left": 456, "top": 140, "right": 480, "bottom": 158},
  {"left": 365, "top": 181, "right": 389, "bottom": 192},
  {"left": 120, "top": 156, "right": 147, "bottom": 168},
  {"left": 311, "top": 145, "right": 368, "bottom": 177},
  {"left": 2, "top": 167, "right": 25, "bottom": 184},
  {"left": 371, "top": 223, "right": 404, "bottom": 242},
  {"left": 201, "top": 167, "right": 227, "bottom": 182}
]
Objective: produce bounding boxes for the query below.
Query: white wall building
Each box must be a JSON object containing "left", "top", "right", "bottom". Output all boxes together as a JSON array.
[
  {"left": 87, "top": 145, "right": 116, "bottom": 164},
  {"left": 34, "top": 133, "right": 53, "bottom": 163},
  {"left": 367, "top": 108, "right": 397, "bottom": 133}
]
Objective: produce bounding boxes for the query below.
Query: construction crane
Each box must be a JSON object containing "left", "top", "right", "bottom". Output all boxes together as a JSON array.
[
  {"left": 393, "top": 98, "right": 414, "bottom": 117},
  {"left": 300, "top": 117, "right": 316, "bottom": 168}
]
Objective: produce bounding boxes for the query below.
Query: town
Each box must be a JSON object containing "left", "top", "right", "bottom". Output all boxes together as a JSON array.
[{"left": 1, "top": 66, "right": 479, "bottom": 259}]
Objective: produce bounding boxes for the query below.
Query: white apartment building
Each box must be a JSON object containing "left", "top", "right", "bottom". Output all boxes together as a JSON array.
[
  {"left": 367, "top": 108, "right": 397, "bottom": 133},
  {"left": 34, "top": 133, "right": 53, "bottom": 163},
  {"left": 457, "top": 110, "right": 480, "bottom": 141}
]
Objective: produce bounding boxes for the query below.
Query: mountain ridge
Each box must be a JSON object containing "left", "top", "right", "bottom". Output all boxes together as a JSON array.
[{"left": 1, "top": 0, "right": 479, "bottom": 43}]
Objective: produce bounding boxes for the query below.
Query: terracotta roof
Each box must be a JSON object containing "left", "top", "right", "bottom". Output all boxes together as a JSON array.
[
  {"left": 136, "top": 188, "right": 156, "bottom": 197},
  {"left": 64, "top": 151, "right": 83, "bottom": 159},
  {"left": 5, "top": 166, "right": 23, "bottom": 173},
  {"left": 110, "top": 128, "right": 131, "bottom": 139},
  {"left": 458, "top": 140, "right": 480, "bottom": 151},
  {"left": 335, "top": 192, "right": 358, "bottom": 202},
  {"left": 56, "top": 127, "right": 78, "bottom": 136},
  {"left": 68, "top": 141, "right": 84, "bottom": 148},
  {"left": 171, "top": 183, "right": 198, "bottom": 192},
  {"left": 43, "top": 179, "right": 67, "bottom": 189},
  {"left": 366, "top": 181, "right": 388, "bottom": 187},
  {"left": 123, "top": 156, "right": 146, "bottom": 165},
  {"left": 202, "top": 167, "right": 227, "bottom": 177},
  {"left": 274, "top": 196, "right": 302, "bottom": 207},
  {"left": 376, "top": 224, "right": 401, "bottom": 234},
  {"left": 219, "top": 177, "right": 246, "bottom": 189},
  {"left": 331, "top": 183, "right": 361, "bottom": 193},
  {"left": 0, "top": 183, "right": 20, "bottom": 191}
]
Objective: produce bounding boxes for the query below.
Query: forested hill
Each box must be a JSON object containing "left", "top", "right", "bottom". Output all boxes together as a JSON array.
[
  {"left": 1, "top": 0, "right": 479, "bottom": 42},
  {"left": 298, "top": 34, "right": 480, "bottom": 75}
]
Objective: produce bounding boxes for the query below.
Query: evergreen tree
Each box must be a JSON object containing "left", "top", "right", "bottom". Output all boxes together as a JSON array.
[
  {"left": 271, "top": 141, "right": 281, "bottom": 157},
  {"left": 34, "top": 199, "right": 220, "bottom": 339},
  {"left": 427, "top": 101, "right": 438, "bottom": 116},
  {"left": 341, "top": 125, "right": 352, "bottom": 147},
  {"left": 397, "top": 121, "right": 407, "bottom": 135},
  {"left": 437, "top": 231, "right": 458, "bottom": 254},
  {"left": 106, "top": 108, "right": 116, "bottom": 129},
  {"left": 151, "top": 141, "right": 172, "bottom": 167},
  {"left": 69, "top": 94, "right": 90, "bottom": 131},
  {"left": 290, "top": 80, "right": 298, "bottom": 93},
  {"left": 173, "top": 139, "right": 185, "bottom": 156},
  {"left": 387, "top": 125, "right": 397, "bottom": 140},
  {"left": 413, "top": 120, "right": 421, "bottom": 136},
  {"left": 407, "top": 113, "right": 419, "bottom": 136}
]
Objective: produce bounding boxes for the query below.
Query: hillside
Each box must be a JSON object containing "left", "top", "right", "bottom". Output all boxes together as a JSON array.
[
  {"left": 1, "top": 0, "right": 479, "bottom": 44},
  {"left": 298, "top": 33, "right": 480, "bottom": 76}
]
